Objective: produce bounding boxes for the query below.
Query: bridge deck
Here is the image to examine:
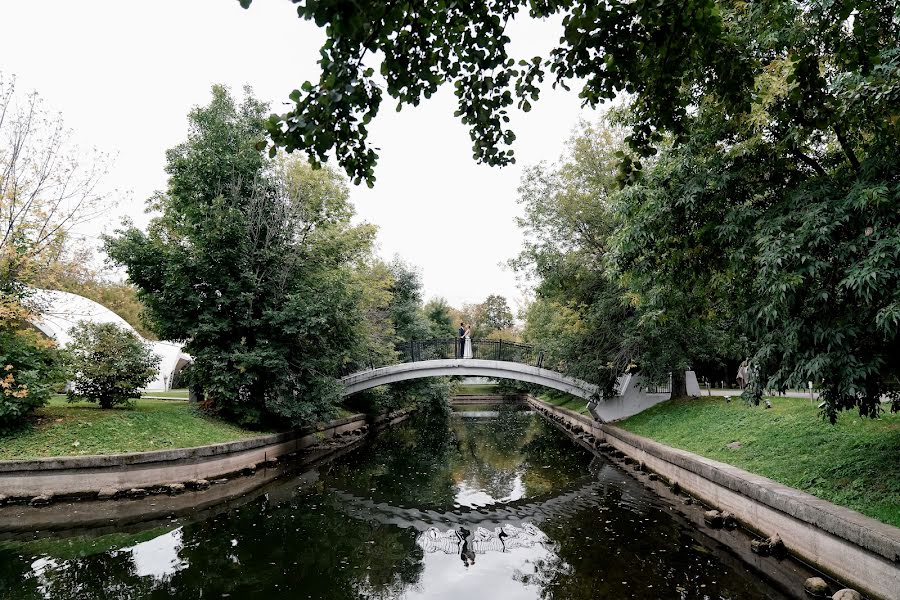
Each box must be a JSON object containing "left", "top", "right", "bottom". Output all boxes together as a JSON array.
[{"left": 341, "top": 358, "right": 600, "bottom": 400}]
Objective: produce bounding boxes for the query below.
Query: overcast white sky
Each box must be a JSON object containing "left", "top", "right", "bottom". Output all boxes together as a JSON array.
[{"left": 0, "top": 0, "right": 594, "bottom": 310}]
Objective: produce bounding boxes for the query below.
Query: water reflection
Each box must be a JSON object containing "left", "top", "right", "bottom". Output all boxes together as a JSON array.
[
  {"left": 0, "top": 409, "right": 795, "bottom": 599},
  {"left": 129, "top": 528, "right": 186, "bottom": 581},
  {"left": 417, "top": 524, "right": 550, "bottom": 557}
]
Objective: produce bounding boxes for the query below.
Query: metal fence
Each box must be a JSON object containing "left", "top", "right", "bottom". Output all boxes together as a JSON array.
[
  {"left": 640, "top": 373, "right": 672, "bottom": 394},
  {"left": 396, "top": 338, "right": 545, "bottom": 368}
]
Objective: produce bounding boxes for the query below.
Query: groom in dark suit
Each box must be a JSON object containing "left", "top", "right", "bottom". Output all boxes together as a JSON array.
[{"left": 457, "top": 322, "right": 466, "bottom": 358}]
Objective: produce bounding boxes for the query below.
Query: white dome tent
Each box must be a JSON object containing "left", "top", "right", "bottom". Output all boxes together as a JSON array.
[{"left": 29, "top": 289, "right": 191, "bottom": 391}]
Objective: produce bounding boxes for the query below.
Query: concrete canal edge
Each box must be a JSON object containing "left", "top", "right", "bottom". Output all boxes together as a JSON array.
[
  {"left": 0, "top": 408, "right": 414, "bottom": 500},
  {"left": 524, "top": 395, "right": 900, "bottom": 600}
]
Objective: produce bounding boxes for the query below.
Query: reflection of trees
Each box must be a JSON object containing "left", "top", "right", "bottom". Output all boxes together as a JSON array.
[
  {"left": 518, "top": 418, "right": 595, "bottom": 497},
  {"left": 515, "top": 497, "right": 780, "bottom": 600},
  {"left": 328, "top": 408, "right": 595, "bottom": 507},
  {"left": 163, "top": 493, "right": 423, "bottom": 599},
  {"left": 0, "top": 547, "right": 157, "bottom": 599},
  {"left": 322, "top": 411, "right": 460, "bottom": 508},
  {"left": 450, "top": 409, "right": 597, "bottom": 501},
  {"left": 451, "top": 417, "right": 525, "bottom": 500},
  {"left": 0, "top": 493, "right": 424, "bottom": 600}
]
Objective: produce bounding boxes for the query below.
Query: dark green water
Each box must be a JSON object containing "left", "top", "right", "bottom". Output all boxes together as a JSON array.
[{"left": 0, "top": 409, "right": 793, "bottom": 599}]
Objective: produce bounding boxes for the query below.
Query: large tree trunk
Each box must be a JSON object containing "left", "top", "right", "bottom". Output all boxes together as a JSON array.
[{"left": 670, "top": 370, "right": 687, "bottom": 398}]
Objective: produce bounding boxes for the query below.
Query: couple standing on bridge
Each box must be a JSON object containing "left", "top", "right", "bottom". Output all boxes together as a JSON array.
[{"left": 457, "top": 322, "right": 473, "bottom": 359}]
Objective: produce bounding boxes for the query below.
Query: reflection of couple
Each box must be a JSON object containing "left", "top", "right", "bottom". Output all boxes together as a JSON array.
[
  {"left": 415, "top": 523, "right": 549, "bottom": 569},
  {"left": 457, "top": 322, "right": 473, "bottom": 359}
]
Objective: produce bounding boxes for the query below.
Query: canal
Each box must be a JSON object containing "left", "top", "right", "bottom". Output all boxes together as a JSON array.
[{"left": 0, "top": 406, "right": 799, "bottom": 599}]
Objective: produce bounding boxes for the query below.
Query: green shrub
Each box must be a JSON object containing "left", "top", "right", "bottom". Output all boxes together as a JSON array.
[
  {"left": 66, "top": 321, "right": 159, "bottom": 409},
  {"left": 0, "top": 329, "right": 66, "bottom": 434}
]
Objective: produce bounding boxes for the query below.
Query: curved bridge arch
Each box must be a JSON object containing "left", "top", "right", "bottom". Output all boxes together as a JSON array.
[
  {"left": 341, "top": 359, "right": 599, "bottom": 400},
  {"left": 329, "top": 463, "right": 643, "bottom": 532}
]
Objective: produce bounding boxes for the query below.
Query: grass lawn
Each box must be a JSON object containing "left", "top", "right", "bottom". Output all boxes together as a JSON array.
[
  {"left": 0, "top": 397, "right": 269, "bottom": 460},
  {"left": 0, "top": 526, "right": 174, "bottom": 560},
  {"left": 539, "top": 391, "right": 590, "bottom": 415},
  {"left": 616, "top": 396, "right": 900, "bottom": 528},
  {"left": 140, "top": 389, "right": 189, "bottom": 399}
]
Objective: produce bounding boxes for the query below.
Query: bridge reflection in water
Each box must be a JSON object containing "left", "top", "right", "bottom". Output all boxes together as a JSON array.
[{"left": 416, "top": 523, "right": 550, "bottom": 560}]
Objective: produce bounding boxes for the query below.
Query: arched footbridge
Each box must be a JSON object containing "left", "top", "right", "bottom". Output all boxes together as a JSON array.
[{"left": 340, "top": 339, "right": 674, "bottom": 421}]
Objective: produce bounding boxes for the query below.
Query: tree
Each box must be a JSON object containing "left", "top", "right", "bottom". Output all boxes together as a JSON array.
[
  {"left": 66, "top": 321, "right": 159, "bottom": 409},
  {"left": 347, "top": 259, "right": 453, "bottom": 416},
  {"left": 244, "top": 1, "right": 899, "bottom": 419},
  {"left": 478, "top": 294, "right": 514, "bottom": 333},
  {"left": 0, "top": 73, "right": 110, "bottom": 297},
  {"left": 387, "top": 258, "right": 432, "bottom": 342},
  {"left": 237, "top": 0, "right": 754, "bottom": 186},
  {"left": 609, "top": 5, "right": 900, "bottom": 419},
  {"left": 0, "top": 296, "right": 66, "bottom": 432},
  {"left": 423, "top": 297, "right": 454, "bottom": 338},
  {"left": 106, "top": 85, "right": 376, "bottom": 427},
  {"left": 512, "top": 121, "right": 637, "bottom": 393},
  {"left": 350, "top": 258, "right": 398, "bottom": 369},
  {"left": 0, "top": 73, "right": 110, "bottom": 430}
]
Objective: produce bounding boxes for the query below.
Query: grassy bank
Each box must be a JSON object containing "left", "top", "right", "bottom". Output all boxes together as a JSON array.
[
  {"left": 617, "top": 396, "right": 900, "bottom": 528},
  {"left": 0, "top": 397, "right": 269, "bottom": 460},
  {"left": 539, "top": 391, "right": 590, "bottom": 415},
  {"left": 140, "top": 389, "right": 189, "bottom": 399}
]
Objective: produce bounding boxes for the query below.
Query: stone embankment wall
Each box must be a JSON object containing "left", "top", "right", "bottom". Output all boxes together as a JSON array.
[
  {"left": 0, "top": 408, "right": 413, "bottom": 501},
  {"left": 525, "top": 395, "right": 900, "bottom": 600}
]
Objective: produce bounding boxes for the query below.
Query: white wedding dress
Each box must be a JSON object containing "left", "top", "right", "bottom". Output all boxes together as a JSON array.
[{"left": 463, "top": 333, "right": 473, "bottom": 359}]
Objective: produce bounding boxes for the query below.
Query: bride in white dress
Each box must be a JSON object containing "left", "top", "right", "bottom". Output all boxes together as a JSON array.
[{"left": 463, "top": 325, "right": 473, "bottom": 359}]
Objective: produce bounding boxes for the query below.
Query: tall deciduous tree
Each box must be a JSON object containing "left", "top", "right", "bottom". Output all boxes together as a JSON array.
[
  {"left": 237, "top": 0, "right": 753, "bottom": 186},
  {"left": 347, "top": 259, "right": 453, "bottom": 415},
  {"left": 0, "top": 74, "right": 108, "bottom": 430},
  {"left": 610, "top": 5, "right": 900, "bottom": 420},
  {"left": 0, "top": 73, "right": 110, "bottom": 297},
  {"left": 514, "top": 121, "right": 635, "bottom": 393},
  {"left": 423, "top": 297, "right": 455, "bottom": 338},
  {"left": 478, "top": 294, "right": 514, "bottom": 333},
  {"left": 106, "top": 85, "right": 376, "bottom": 427}
]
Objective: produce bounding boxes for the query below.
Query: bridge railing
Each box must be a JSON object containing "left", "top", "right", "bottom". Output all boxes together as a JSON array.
[{"left": 399, "top": 338, "right": 545, "bottom": 368}]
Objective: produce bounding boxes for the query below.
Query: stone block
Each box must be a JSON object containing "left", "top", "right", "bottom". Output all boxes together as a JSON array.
[
  {"left": 97, "top": 487, "right": 118, "bottom": 500},
  {"left": 186, "top": 479, "right": 210, "bottom": 490},
  {"left": 704, "top": 510, "right": 723, "bottom": 528},
  {"left": 831, "top": 590, "right": 861, "bottom": 600},
  {"left": 767, "top": 533, "right": 786, "bottom": 558},
  {"left": 803, "top": 577, "right": 829, "bottom": 597},
  {"left": 721, "top": 511, "right": 737, "bottom": 528},
  {"left": 127, "top": 488, "right": 148, "bottom": 498},
  {"left": 750, "top": 539, "right": 769, "bottom": 556},
  {"left": 29, "top": 495, "right": 52, "bottom": 507}
]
